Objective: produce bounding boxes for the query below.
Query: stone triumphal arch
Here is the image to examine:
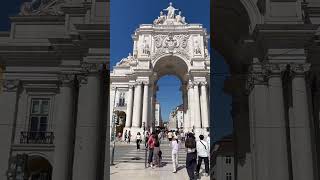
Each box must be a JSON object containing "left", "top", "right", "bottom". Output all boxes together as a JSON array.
[{"left": 110, "top": 3, "right": 210, "bottom": 139}]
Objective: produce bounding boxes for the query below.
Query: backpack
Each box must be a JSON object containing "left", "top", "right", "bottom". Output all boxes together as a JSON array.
[
  {"left": 154, "top": 139, "right": 160, "bottom": 147},
  {"left": 185, "top": 137, "right": 196, "bottom": 148}
]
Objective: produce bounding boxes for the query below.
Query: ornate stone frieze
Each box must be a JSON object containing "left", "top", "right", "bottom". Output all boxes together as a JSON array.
[
  {"left": 1, "top": 79, "right": 19, "bottom": 92},
  {"left": 152, "top": 33, "right": 190, "bottom": 60},
  {"left": 20, "top": 0, "right": 65, "bottom": 16}
]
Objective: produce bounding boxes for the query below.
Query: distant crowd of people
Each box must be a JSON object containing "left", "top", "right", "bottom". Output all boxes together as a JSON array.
[{"left": 116, "top": 129, "right": 210, "bottom": 180}]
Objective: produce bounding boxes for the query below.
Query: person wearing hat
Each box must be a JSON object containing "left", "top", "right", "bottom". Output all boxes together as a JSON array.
[
  {"left": 171, "top": 136, "right": 179, "bottom": 173},
  {"left": 195, "top": 134, "right": 209, "bottom": 177}
]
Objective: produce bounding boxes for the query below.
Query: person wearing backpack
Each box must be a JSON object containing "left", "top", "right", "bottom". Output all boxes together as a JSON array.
[
  {"left": 185, "top": 133, "right": 197, "bottom": 180},
  {"left": 195, "top": 135, "right": 209, "bottom": 177}
]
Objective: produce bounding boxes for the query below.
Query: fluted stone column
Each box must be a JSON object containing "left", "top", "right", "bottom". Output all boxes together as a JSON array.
[
  {"left": 267, "top": 64, "right": 289, "bottom": 180},
  {"left": 200, "top": 82, "right": 209, "bottom": 129},
  {"left": 247, "top": 62, "right": 270, "bottom": 180},
  {"left": 290, "top": 64, "right": 314, "bottom": 180},
  {"left": 187, "top": 83, "right": 194, "bottom": 131},
  {"left": 193, "top": 82, "right": 202, "bottom": 129},
  {"left": 72, "top": 63, "right": 102, "bottom": 180},
  {"left": 125, "top": 85, "right": 134, "bottom": 128},
  {"left": 52, "top": 74, "right": 75, "bottom": 180},
  {"left": 132, "top": 82, "right": 142, "bottom": 128},
  {"left": 142, "top": 82, "right": 149, "bottom": 128}
]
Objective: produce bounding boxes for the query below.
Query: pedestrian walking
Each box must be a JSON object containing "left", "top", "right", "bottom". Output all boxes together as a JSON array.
[
  {"left": 147, "top": 133, "right": 155, "bottom": 167},
  {"left": 171, "top": 136, "right": 179, "bottom": 173},
  {"left": 136, "top": 132, "right": 142, "bottom": 151},
  {"left": 124, "top": 130, "right": 128, "bottom": 142},
  {"left": 185, "top": 133, "right": 197, "bottom": 180},
  {"left": 181, "top": 132, "right": 185, "bottom": 142},
  {"left": 153, "top": 134, "right": 161, "bottom": 167},
  {"left": 128, "top": 130, "right": 131, "bottom": 144},
  {"left": 168, "top": 131, "right": 173, "bottom": 141},
  {"left": 195, "top": 135, "right": 209, "bottom": 177}
]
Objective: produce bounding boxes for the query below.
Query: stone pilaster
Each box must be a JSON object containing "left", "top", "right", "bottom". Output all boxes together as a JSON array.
[
  {"left": 246, "top": 60, "right": 270, "bottom": 180},
  {"left": 52, "top": 73, "right": 75, "bottom": 180},
  {"left": 0, "top": 79, "right": 19, "bottom": 180},
  {"left": 193, "top": 82, "right": 202, "bottom": 130}
]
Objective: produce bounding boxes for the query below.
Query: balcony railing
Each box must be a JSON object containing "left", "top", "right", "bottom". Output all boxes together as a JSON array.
[
  {"left": 116, "top": 103, "right": 127, "bottom": 107},
  {"left": 20, "top": 131, "right": 54, "bottom": 144}
]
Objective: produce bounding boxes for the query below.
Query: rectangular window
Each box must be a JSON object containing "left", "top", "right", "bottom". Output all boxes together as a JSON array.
[
  {"left": 226, "top": 172, "right": 232, "bottom": 180},
  {"left": 225, "top": 156, "right": 232, "bottom": 164},
  {"left": 29, "top": 98, "right": 50, "bottom": 133}
]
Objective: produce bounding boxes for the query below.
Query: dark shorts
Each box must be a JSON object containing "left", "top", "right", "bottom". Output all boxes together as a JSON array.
[{"left": 168, "top": 138, "right": 172, "bottom": 141}]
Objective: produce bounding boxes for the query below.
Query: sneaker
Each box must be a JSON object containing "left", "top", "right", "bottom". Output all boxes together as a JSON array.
[{"left": 172, "top": 170, "right": 177, "bottom": 173}]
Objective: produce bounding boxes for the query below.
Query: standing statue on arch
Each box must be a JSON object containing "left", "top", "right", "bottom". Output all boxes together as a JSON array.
[{"left": 163, "top": 2, "right": 179, "bottom": 19}]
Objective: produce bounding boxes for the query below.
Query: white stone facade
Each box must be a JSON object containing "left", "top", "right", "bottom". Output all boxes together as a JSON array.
[{"left": 110, "top": 3, "right": 210, "bottom": 140}]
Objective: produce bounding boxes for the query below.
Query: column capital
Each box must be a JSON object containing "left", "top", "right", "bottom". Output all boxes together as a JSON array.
[
  {"left": 187, "top": 82, "right": 194, "bottom": 89},
  {"left": 135, "top": 81, "right": 143, "bottom": 86},
  {"left": 81, "top": 62, "right": 101, "bottom": 74},
  {"left": 58, "top": 73, "right": 75, "bottom": 87},
  {"left": 77, "top": 74, "right": 88, "bottom": 85},
  {"left": 143, "top": 81, "right": 150, "bottom": 86},
  {"left": 200, "top": 81, "right": 208, "bottom": 86},
  {"left": 1, "top": 79, "right": 19, "bottom": 92},
  {"left": 290, "top": 63, "right": 310, "bottom": 76},
  {"left": 193, "top": 81, "right": 201, "bottom": 86},
  {"left": 128, "top": 84, "right": 134, "bottom": 89},
  {"left": 265, "top": 63, "right": 287, "bottom": 75}
]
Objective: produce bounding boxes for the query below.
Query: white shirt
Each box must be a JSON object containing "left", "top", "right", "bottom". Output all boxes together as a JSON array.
[
  {"left": 136, "top": 135, "right": 141, "bottom": 140},
  {"left": 206, "top": 137, "right": 210, "bottom": 152},
  {"left": 171, "top": 140, "right": 179, "bottom": 154},
  {"left": 196, "top": 140, "right": 209, "bottom": 157}
]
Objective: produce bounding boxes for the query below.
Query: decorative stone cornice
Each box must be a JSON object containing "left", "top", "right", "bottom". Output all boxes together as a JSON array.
[
  {"left": 19, "top": 0, "right": 65, "bottom": 16},
  {"left": 1, "top": 80, "right": 19, "bottom": 92}
]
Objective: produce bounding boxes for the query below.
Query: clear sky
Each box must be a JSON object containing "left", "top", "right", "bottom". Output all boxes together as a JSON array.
[{"left": 0, "top": 0, "right": 233, "bottom": 141}]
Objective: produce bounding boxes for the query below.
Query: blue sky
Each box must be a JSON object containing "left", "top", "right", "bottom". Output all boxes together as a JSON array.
[{"left": 0, "top": 0, "right": 233, "bottom": 141}]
